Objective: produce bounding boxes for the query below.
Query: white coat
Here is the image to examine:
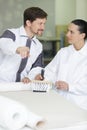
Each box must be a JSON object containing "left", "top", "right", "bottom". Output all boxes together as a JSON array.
[
  {"left": 0, "top": 26, "right": 43, "bottom": 82},
  {"left": 44, "top": 41, "right": 87, "bottom": 110}
]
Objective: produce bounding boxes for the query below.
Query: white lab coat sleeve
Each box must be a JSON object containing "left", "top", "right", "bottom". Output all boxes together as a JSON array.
[
  {"left": 28, "top": 67, "right": 43, "bottom": 80},
  {"left": 0, "top": 38, "right": 18, "bottom": 55},
  {"left": 44, "top": 51, "right": 60, "bottom": 83},
  {"left": 68, "top": 72, "right": 87, "bottom": 95},
  {"left": 27, "top": 50, "right": 60, "bottom": 81}
]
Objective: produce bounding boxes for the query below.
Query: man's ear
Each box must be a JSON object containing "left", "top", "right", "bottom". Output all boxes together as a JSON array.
[
  {"left": 26, "top": 20, "right": 31, "bottom": 27},
  {"left": 81, "top": 33, "right": 86, "bottom": 39}
]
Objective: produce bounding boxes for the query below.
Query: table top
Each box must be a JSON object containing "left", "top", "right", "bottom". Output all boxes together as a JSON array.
[{"left": 0, "top": 90, "right": 87, "bottom": 129}]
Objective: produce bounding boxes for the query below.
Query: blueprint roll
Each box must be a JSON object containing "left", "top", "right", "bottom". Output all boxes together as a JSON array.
[{"left": 0, "top": 96, "right": 28, "bottom": 130}]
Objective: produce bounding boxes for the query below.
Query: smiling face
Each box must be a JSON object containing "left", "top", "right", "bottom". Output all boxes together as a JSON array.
[{"left": 25, "top": 18, "right": 47, "bottom": 38}]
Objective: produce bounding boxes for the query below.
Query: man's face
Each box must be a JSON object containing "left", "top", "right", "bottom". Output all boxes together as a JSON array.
[{"left": 29, "top": 18, "right": 47, "bottom": 36}]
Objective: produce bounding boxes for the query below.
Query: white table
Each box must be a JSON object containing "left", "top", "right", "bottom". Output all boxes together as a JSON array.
[{"left": 0, "top": 90, "right": 87, "bottom": 130}]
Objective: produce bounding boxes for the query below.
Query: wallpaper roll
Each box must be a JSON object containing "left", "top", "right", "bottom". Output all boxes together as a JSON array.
[
  {"left": 0, "top": 96, "right": 28, "bottom": 130},
  {"left": 0, "top": 82, "right": 31, "bottom": 91},
  {"left": 0, "top": 96, "right": 45, "bottom": 130},
  {"left": 27, "top": 111, "right": 45, "bottom": 129},
  {"left": 0, "top": 81, "right": 52, "bottom": 92}
]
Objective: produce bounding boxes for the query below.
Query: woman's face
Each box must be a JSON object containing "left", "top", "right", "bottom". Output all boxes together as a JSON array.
[{"left": 66, "top": 23, "right": 85, "bottom": 45}]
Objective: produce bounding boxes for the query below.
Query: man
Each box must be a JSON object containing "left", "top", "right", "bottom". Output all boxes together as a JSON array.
[
  {"left": 34, "top": 19, "right": 87, "bottom": 110},
  {"left": 0, "top": 7, "right": 47, "bottom": 82}
]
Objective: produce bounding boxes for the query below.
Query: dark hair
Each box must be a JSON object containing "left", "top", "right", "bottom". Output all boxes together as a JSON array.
[
  {"left": 23, "top": 7, "right": 48, "bottom": 26},
  {"left": 71, "top": 19, "right": 87, "bottom": 39}
]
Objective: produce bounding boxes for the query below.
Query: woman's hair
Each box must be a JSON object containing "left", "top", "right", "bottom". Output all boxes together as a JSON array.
[
  {"left": 71, "top": 19, "right": 87, "bottom": 39},
  {"left": 23, "top": 7, "right": 48, "bottom": 26}
]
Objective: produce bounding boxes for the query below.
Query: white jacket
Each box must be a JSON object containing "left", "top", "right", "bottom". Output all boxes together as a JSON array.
[
  {"left": 0, "top": 26, "right": 43, "bottom": 82},
  {"left": 44, "top": 41, "right": 87, "bottom": 110}
]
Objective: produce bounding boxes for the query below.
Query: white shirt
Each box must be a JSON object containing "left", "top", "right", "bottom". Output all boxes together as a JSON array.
[
  {"left": 0, "top": 26, "right": 43, "bottom": 82},
  {"left": 44, "top": 41, "right": 87, "bottom": 110}
]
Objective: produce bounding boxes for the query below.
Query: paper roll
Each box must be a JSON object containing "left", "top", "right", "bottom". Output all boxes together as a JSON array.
[
  {"left": 0, "top": 96, "right": 45, "bottom": 130},
  {"left": 27, "top": 111, "right": 45, "bottom": 129},
  {"left": 0, "top": 82, "right": 31, "bottom": 91},
  {"left": 0, "top": 96, "right": 28, "bottom": 130}
]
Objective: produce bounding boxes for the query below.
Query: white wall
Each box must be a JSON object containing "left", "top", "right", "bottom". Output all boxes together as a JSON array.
[
  {"left": 76, "top": 0, "right": 87, "bottom": 20},
  {"left": 0, "top": 0, "right": 55, "bottom": 36},
  {"left": 55, "top": 0, "right": 87, "bottom": 25},
  {"left": 55, "top": 0, "right": 76, "bottom": 25}
]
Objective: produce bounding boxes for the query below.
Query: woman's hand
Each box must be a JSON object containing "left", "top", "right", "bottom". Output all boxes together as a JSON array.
[{"left": 55, "top": 81, "right": 69, "bottom": 91}]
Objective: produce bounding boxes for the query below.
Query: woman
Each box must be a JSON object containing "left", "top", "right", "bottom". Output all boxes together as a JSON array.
[{"left": 35, "top": 19, "right": 87, "bottom": 110}]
